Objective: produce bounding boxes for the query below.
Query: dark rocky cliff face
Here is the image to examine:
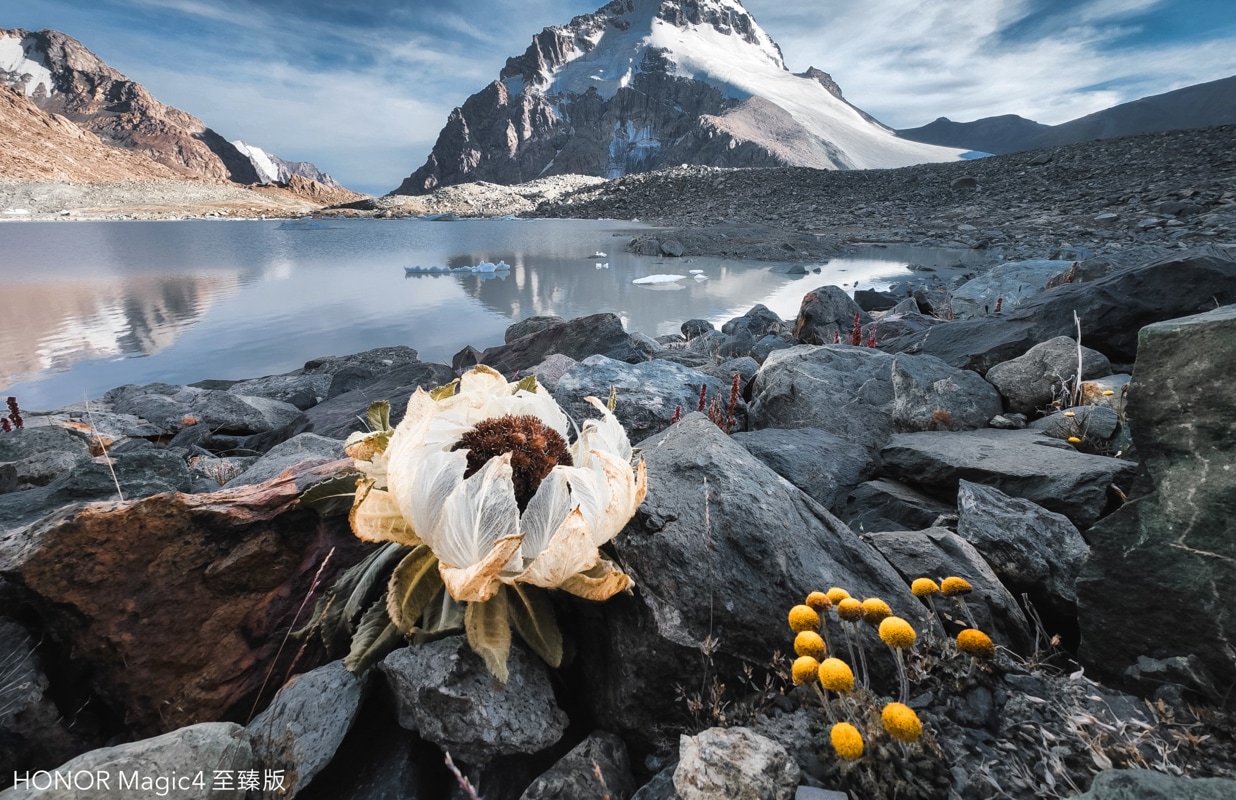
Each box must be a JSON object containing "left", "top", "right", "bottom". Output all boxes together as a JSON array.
[
  {"left": 393, "top": 0, "right": 809, "bottom": 195},
  {"left": 2, "top": 28, "right": 259, "bottom": 183}
]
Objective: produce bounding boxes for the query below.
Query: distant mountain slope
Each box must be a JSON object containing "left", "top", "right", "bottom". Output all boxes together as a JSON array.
[
  {"left": 0, "top": 83, "right": 181, "bottom": 181},
  {"left": 0, "top": 28, "right": 351, "bottom": 193},
  {"left": 897, "top": 75, "right": 1236, "bottom": 155},
  {"left": 895, "top": 114, "right": 1050, "bottom": 156},
  {"left": 394, "top": 0, "right": 963, "bottom": 195}
]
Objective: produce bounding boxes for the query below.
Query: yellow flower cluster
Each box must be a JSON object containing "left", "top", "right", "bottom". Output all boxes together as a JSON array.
[
  {"left": 836, "top": 597, "right": 864, "bottom": 622},
  {"left": 881, "top": 702, "right": 923, "bottom": 743},
  {"left": 788, "top": 604, "right": 821, "bottom": 633},
  {"left": 826, "top": 587, "right": 851, "bottom": 605},
  {"left": 805, "top": 591, "right": 832, "bottom": 612},
  {"left": 878, "top": 616, "right": 916, "bottom": 649},
  {"left": 861, "top": 597, "right": 892, "bottom": 625},
  {"left": 831, "top": 722, "right": 864, "bottom": 760},
  {"left": 795, "top": 630, "right": 827, "bottom": 660},
  {"left": 941, "top": 576, "right": 973, "bottom": 596},
  {"left": 792, "top": 655, "right": 821, "bottom": 686},
  {"left": 818, "top": 657, "right": 855, "bottom": 692},
  {"left": 956, "top": 628, "right": 995, "bottom": 658},
  {"left": 911, "top": 578, "right": 940, "bottom": 597}
]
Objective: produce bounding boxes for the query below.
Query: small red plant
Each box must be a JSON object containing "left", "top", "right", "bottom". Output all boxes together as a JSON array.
[
  {"left": 696, "top": 383, "right": 708, "bottom": 413},
  {"left": 866, "top": 332, "right": 877, "bottom": 348},
  {"left": 832, "top": 330, "right": 841, "bottom": 344},
  {"left": 5, "top": 397, "right": 23, "bottom": 431},
  {"left": 993, "top": 297, "right": 1003, "bottom": 313},
  {"left": 850, "top": 312, "right": 863, "bottom": 346},
  {"left": 669, "top": 406, "right": 682, "bottom": 425}
]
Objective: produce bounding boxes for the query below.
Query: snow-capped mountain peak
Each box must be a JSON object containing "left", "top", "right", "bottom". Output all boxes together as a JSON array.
[
  {"left": 394, "top": 0, "right": 964, "bottom": 194},
  {"left": 0, "top": 32, "right": 56, "bottom": 97}
]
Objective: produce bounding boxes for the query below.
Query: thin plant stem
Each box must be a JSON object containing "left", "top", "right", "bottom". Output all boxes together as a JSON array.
[
  {"left": 851, "top": 622, "right": 870, "bottom": 689},
  {"left": 892, "top": 647, "right": 909, "bottom": 705},
  {"left": 812, "top": 683, "right": 837, "bottom": 723}
]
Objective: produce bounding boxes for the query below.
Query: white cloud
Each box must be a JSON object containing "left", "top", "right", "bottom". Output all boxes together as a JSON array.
[{"left": 744, "top": 0, "right": 1236, "bottom": 127}]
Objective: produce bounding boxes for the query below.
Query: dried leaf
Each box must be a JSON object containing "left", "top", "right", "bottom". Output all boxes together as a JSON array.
[
  {"left": 343, "top": 595, "right": 404, "bottom": 673},
  {"left": 350, "top": 483, "right": 422, "bottom": 546},
  {"left": 386, "top": 546, "right": 444, "bottom": 634},
  {"left": 430, "top": 380, "right": 460, "bottom": 401},
  {"left": 465, "top": 588, "right": 512, "bottom": 683},
  {"left": 556, "top": 556, "right": 632, "bottom": 601},
  {"left": 507, "top": 585, "right": 563, "bottom": 668},
  {"left": 439, "top": 533, "right": 524, "bottom": 603},
  {"left": 298, "top": 471, "right": 363, "bottom": 517},
  {"left": 367, "top": 400, "right": 392, "bottom": 432}
]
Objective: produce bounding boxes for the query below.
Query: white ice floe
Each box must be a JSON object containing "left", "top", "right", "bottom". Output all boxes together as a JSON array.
[
  {"left": 593, "top": 250, "right": 608, "bottom": 257},
  {"left": 688, "top": 269, "right": 704, "bottom": 274},
  {"left": 632, "top": 274, "right": 687, "bottom": 285},
  {"left": 693, "top": 274, "right": 708, "bottom": 281},
  {"left": 405, "top": 260, "right": 512, "bottom": 275}
]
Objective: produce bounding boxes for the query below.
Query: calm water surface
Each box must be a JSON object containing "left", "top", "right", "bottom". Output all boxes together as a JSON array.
[{"left": 0, "top": 218, "right": 951, "bottom": 410}]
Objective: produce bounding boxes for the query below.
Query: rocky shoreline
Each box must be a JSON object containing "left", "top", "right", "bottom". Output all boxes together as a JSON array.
[{"left": 3, "top": 237, "right": 1236, "bottom": 798}]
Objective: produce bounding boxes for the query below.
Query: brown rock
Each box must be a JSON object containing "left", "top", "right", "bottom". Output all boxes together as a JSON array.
[{"left": 0, "top": 460, "right": 366, "bottom": 736}]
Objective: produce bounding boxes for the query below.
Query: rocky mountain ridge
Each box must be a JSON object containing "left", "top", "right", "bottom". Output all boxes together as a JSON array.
[
  {"left": 898, "top": 74, "right": 1236, "bottom": 155},
  {"left": 394, "top": 0, "right": 963, "bottom": 194},
  {"left": 0, "top": 27, "right": 351, "bottom": 194}
]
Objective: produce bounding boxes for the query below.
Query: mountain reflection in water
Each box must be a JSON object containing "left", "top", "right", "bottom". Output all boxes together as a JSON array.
[{"left": 0, "top": 218, "right": 920, "bottom": 410}]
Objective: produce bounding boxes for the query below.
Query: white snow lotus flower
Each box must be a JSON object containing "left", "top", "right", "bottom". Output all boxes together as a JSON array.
[{"left": 342, "top": 365, "right": 647, "bottom": 680}]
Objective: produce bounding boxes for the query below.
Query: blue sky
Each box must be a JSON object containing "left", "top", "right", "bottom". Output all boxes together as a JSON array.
[{"left": 7, "top": 0, "right": 1235, "bottom": 194}]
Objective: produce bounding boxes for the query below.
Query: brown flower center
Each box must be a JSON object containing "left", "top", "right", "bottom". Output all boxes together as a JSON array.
[{"left": 451, "top": 414, "right": 573, "bottom": 511}]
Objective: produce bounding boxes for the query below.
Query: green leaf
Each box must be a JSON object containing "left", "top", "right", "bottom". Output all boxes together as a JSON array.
[
  {"left": 366, "top": 400, "right": 392, "bottom": 432},
  {"left": 385, "top": 546, "right": 443, "bottom": 634},
  {"left": 507, "top": 585, "right": 563, "bottom": 669},
  {"left": 342, "top": 542, "right": 412, "bottom": 630},
  {"left": 342, "top": 595, "right": 404, "bottom": 673},
  {"left": 297, "top": 471, "right": 362, "bottom": 518},
  {"left": 465, "top": 588, "right": 512, "bottom": 683},
  {"left": 515, "top": 374, "right": 539, "bottom": 394},
  {"left": 294, "top": 540, "right": 407, "bottom": 651},
  {"left": 430, "top": 379, "right": 460, "bottom": 401}
]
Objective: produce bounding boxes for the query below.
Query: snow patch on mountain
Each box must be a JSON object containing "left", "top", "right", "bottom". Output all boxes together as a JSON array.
[
  {"left": 231, "top": 140, "right": 282, "bottom": 183},
  {"left": 0, "top": 33, "right": 55, "bottom": 97}
]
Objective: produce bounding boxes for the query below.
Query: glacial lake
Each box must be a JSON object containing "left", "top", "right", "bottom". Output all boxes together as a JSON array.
[{"left": 0, "top": 218, "right": 983, "bottom": 411}]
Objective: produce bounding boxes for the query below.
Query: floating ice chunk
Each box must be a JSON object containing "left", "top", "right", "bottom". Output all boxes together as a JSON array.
[
  {"left": 593, "top": 250, "right": 608, "bottom": 257},
  {"left": 405, "top": 264, "right": 452, "bottom": 273},
  {"left": 694, "top": 274, "right": 708, "bottom": 281},
  {"left": 633, "top": 274, "right": 687, "bottom": 285},
  {"left": 688, "top": 269, "right": 704, "bottom": 274}
]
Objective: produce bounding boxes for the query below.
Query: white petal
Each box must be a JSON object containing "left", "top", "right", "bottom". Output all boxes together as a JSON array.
[
  {"left": 567, "top": 461, "right": 614, "bottom": 543},
  {"left": 519, "top": 468, "right": 573, "bottom": 563},
  {"left": 513, "top": 507, "right": 600, "bottom": 589},
  {"left": 585, "top": 447, "right": 642, "bottom": 545},
  {"left": 439, "top": 453, "right": 521, "bottom": 569},
  {"left": 387, "top": 446, "right": 467, "bottom": 554},
  {"left": 572, "top": 396, "right": 633, "bottom": 465}
]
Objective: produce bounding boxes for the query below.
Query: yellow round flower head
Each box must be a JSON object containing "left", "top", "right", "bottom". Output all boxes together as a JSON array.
[
  {"left": 881, "top": 702, "right": 923, "bottom": 743},
  {"left": 791, "top": 655, "right": 821, "bottom": 686},
  {"left": 836, "top": 597, "right": 863, "bottom": 622},
  {"left": 1064, "top": 411, "right": 1076, "bottom": 418},
  {"left": 956, "top": 628, "right": 996, "bottom": 658},
  {"left": 1067, "top": 436, "right": 1082, "bottom": 444},
  {"left": 805, "top": 591, "right": 832, "bottom": 612},
  {"left": 911, "top": 577, "right": 940, "bottom": 597},
  {"left": 941, "top": 576, "right": 973, "bottom": 597},
  {"left": 826, "top": 587, "right": 851, "bottom": 605},
  {"left": 788, "top": 604, "right": 821, "bottom": 633},
  {"left": 817, "top": 657, "right": 855, "bottom": 692},
  {"left": 861, "top": 597, "right": 892, "bottom": 626},
  {"left": 878, "top": 616, "right": 916, "bottom": 649},
  {"left": 830, "top": 722, "right": 864, "bottom": 761},
  {"left": 1103, "top": 389, "right": 1115, "bottom": 396},
  {"left": 794, "top": 630, "right": 827, "bottom": 660}
]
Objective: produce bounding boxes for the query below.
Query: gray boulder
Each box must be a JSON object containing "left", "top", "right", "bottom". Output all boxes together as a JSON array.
[
  {"left": 519, "top": 731, "right": 636, "bottom": 800},
  {"left": 1029, "top": 405, "right": 1121, "bottom": 443},
  {"left": 863, "top": 527, "right": 1033, "bottom": 652},
  {"left": 0, "top": 428, "right": 91, "bottom": 486},
  {"left": 890, "top": 352, "right": 1002, "bottom": 431},
  {"left": 553, "top": 355, "right": 745, "bottom": 441},
  {"left": 247, "top": 660, "right": 367, "bottom": 798},
  {"left": 379, "top": 637, "right": 568, "bottom": 767},
  {"left": 2, "top": 723, "right": 254, "bottom": 800},
  {"left": 730, "top": 427, "right": 872, "bottom": 510},
  {"left": 526, "top": 353, "right": 578, "bottom": 392},
  {"left": 1074, "top": 769, "right": 1236, "bottom": 800},
  {"left": 949, "top": 259, "right": 1074, "bottom": 319},
  {"left": 304, "top": 361, "right": 456, "bottom": 439},
  {"left": 985, "top": 336, "right": 1112, "bottom": 416},
  {"left": 955, "top": 480, "right": 1089, "bottom": 611},
  {"left": 882, "top": 248, "right": 1236, "bottom": 372},
  {"left": 223, "top": 433, "right": 344, "bottom": 489},
  {"left": 791, "top": 285, "right": 869, "bottom": 345},
  {"left": 303, "top": 345, "right": 420, "bottom": 377},
  {"left": 227, "top": 373, "right": 332, "bottom": 411},
  {"left": 680, "top": 318, "right": 714, "bottom": 339},
  {"left": 1077, "top": 305, "right": 1236, "bottom": 697},
  {"left": 577, "top": 415, "right": 931, "bottom": 744},
  {"left": 673, "top": 727, "right": 798, "bottom": 800},
  {"left": 722, "top": 304, "right": 790, "bottom": 339},
  {"left": 748, "top": 346, "right": 998, "bottom": 454},
  {"left": 835, "top": 478, "right": 956, "bottom": 534},
  {"left": 104, "top": 384, "right": 303, "bottom": 436},
  {"left": 506, "top": 315, "right": 567, "bottom": 343},
  {"left": 480, "top": 313, "right": 649, "bottom": 377},
  {"left": 880, "top": 429, "right": 1137, "bottom": 528}
]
